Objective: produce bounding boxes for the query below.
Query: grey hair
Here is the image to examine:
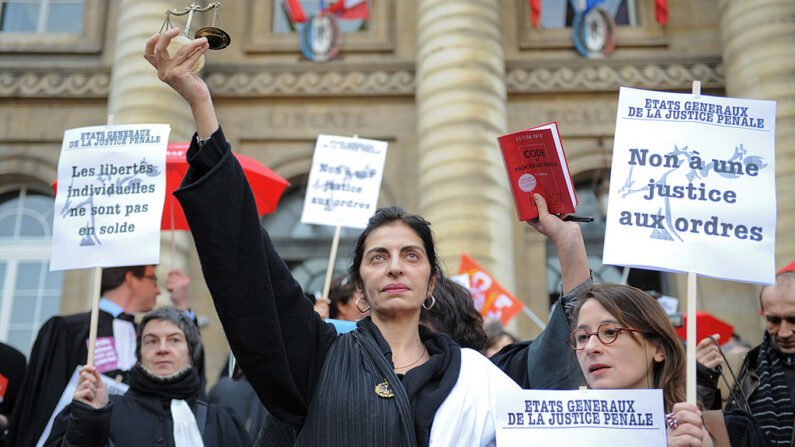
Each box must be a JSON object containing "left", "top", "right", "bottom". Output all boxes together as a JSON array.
[{"left": 136, "top": 306, "right": 202, "bottom": 366}]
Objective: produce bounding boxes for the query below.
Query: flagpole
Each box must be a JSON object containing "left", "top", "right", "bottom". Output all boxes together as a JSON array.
[{"left": 521, "top": 306, "right": 547, "bottom": 330}]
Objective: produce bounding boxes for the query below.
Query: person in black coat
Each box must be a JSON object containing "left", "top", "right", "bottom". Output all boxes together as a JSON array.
[
  {"left": 0, "top": 342, "right": 26, "bottom": 446},
  {"left": 44, "top": 307, "right": 248, "bottom": 446}
]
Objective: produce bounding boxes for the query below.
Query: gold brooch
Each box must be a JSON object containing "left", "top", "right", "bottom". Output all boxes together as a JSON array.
[{"left": 374, "top": 379, "right": 395, "bottom": 398}]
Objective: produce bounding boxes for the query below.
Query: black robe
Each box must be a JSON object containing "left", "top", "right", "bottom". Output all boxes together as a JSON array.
[
  {"left": 175, "top": 127, "right": 460, "bottom": 446},
  {"left": 43, "top": 390, "right": 249, "bottom": 446},
  {"left": 7, "top": 310, "right": 125, "bottom": 447}
]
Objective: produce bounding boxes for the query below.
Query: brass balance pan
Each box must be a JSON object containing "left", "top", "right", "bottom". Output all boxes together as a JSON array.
[{"left": 195, "top": 26, "right": 230, "bottom": 50}]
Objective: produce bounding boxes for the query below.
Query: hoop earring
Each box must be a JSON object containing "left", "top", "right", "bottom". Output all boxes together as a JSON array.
[
  {"left": 422, "top": 295, "right": 436, "bottom": 311},
  {"left": 355, "top": 296, "right": 370, "bottom": 313}
]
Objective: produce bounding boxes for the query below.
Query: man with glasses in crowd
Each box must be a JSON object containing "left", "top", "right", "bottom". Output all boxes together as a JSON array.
[{"left": 7, "top": 265, "right": 194, "bottom": 447}]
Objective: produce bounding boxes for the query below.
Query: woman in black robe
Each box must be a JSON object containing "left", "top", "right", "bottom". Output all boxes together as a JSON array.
[
  {"left": 45, "top": 307, "right": 249, "bottom": 446},
  {"left": 141, "top": 27, "right": 596, "bottom": 446}
]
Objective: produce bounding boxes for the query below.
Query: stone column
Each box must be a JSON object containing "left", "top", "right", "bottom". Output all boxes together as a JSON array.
[
  {"left": 108, "top": 0, "right": 195, "bottom": 142},
  {"left": 720, "top": 0, "right": 795, "bottom": 269},
  {"left": 107, "top": 1, "right": 195, "bottom": 299},
  {"left": 415, "top": 0, "right": 516, "bottom": 291}
]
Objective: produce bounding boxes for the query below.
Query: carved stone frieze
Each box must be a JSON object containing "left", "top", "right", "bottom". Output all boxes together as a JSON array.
[
  {"left": 204, "top": 69, "right": 415, "bottom": 97},
  {"left": 0, "top": 61, "right": 724, "bottom": 98},
  {"left": 0, "top": 71, "right": 110, "bottom": 97},
  {"left": 506, "top": 61, "right": 724, "bottom": 93}
]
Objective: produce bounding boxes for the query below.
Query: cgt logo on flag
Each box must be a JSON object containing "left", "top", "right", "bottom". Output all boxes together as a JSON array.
[{"left": 459, "top": 254, "right": 524, "bottom": 326}]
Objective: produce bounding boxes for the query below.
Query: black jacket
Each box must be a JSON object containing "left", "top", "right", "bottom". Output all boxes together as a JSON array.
[
  {"left": 174, "top": 127, "right": 461, "bottom": 446},
  {"left": 44, "top": 390, "right": 248, "bottom": 446}
]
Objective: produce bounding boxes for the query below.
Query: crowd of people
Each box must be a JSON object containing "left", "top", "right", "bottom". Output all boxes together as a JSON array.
[{"left": 0, "top": 28, "right": 792, "bottom": 447}]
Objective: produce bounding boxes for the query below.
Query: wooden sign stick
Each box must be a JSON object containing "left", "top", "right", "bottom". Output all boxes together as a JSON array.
[
  {"left": 685, "top": 81, "right": 701, "bottom": 405},
  {"left": 86, "top": 114, "right": 114, "bottom": 367}
]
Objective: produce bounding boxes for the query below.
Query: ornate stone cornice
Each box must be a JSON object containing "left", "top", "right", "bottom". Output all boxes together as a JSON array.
[
  {"left": 0, "top": 70, "right": 110, "bottom": 97},
  {"left": 506, "top": 60, "right": 724, "bottom": 93},
  {"left": 0, "top": 60, "right": 725, "bottom": 98},
  {"left": 204, "top": 67, "right": 415, "bottom": 97}
]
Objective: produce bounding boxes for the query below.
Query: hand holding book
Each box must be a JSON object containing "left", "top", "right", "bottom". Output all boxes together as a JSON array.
[{"left": 497, "top": 122, "right": 580, "bottom": 221}]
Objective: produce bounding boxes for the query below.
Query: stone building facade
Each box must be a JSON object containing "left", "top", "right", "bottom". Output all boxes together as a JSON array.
[{"left": 0, "top": 0, "right": 792, "bottom": 385}]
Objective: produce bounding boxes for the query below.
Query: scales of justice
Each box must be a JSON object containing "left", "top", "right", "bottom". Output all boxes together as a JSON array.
[{"left": 159, "top": 2, "right": 231, "bottom": 72}]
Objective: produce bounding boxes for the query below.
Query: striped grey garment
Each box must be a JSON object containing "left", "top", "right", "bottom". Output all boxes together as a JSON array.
[
  {"left": 746, "top": 336, "right": 794, "bottom": 447},
  {"left": 294, "top": 331, "right": 417, "bottom": 447}
]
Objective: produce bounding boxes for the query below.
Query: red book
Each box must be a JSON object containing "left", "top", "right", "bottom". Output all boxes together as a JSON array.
[{"left": 497, "top": 122, "right": 577, "bottom": 221}]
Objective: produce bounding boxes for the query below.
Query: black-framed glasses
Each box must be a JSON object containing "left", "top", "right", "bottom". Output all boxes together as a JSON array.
[{"left": 567, "top": 322, "right": 648, "bottom": 350}]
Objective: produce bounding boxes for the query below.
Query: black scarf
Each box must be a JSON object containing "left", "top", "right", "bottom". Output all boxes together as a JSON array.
[
  {"left": 356, "top": 317, "right": 461, "bottom": 446},
  {"left": 748, "top": 334, "right": 794, "bottom": 446},
  {"left": 127, "top": 363, "right": 200, "bottom": 401}
]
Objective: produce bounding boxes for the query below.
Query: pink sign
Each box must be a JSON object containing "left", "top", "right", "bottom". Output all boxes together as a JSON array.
[{"left": 86, "top": 337, "right": 118, "bottom": 373}]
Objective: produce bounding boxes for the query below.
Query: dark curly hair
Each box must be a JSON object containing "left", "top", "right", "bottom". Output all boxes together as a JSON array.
[{"left": 420, "top": 276, "right": 487, "bottom": 350}]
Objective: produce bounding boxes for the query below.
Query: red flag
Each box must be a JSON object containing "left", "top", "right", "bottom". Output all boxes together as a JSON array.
[
  {"left": 285, "top": 0, "right": 307, "bottom": 23},
  {"left": 530, "top": 0, "right": 541, "bottom": 27},
  {"left": 326, "top": 0, "right": 369, "bottom": 20},
  {"left": 459, "top": 254, "right": 524, "bottom": 326},
  {"left": 674, "top": 311, "right": 733, "bottom": 347},
  {"left": 655, "top": 0, "right": 668, "bottom": 25}
]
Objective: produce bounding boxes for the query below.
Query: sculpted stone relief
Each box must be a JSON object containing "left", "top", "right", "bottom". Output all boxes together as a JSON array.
[{"left": 0, "top": 62, "right": 721, "bottom": 98}]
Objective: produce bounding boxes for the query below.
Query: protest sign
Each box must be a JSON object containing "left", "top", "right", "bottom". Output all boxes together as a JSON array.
[
  {"left": 496, "top": 388, "right": 666, "bottom": 446},
  {"left": 603, "top": 87, "right": 776, "bottom": 285},
  {"left": 459, "top": 254, "right": 524, "bottom": 326},
  {"left": 301, "top": 134, "right": 388, "bottom": 229},
  {"left": 50, "top": 124, "right": 170, "bottom": 271}
]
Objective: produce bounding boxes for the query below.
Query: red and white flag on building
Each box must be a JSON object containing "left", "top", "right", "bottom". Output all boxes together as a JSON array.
[
  {"left": 326, "top": 0, "right": 369, "bottom": 20},
  {"left": 285, "top": 0, "right": 308, "bottom": 23},
  {"left": 655, "top": 0, "right": 668, "bottom": 25}
]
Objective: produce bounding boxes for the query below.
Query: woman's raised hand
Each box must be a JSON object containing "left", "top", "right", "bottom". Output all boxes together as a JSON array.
[
  {"left": 527, "top": 194, "right": 589, "bottom": 294},
  {"left": 144, "top": 28, "right": 209, "bottom": 106},
  {"left": 73, "top": 365, "right": 109, "bottom": 409},
  {"left": 144, "top": 28, "right": 219, "bottom": 139},
  {"left": 666, "top": 402, "right": 714, "bottom": 447}
]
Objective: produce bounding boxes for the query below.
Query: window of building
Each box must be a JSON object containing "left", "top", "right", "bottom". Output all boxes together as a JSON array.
[
  {"left": 539, "top": 0, "right": 636, "bottom": 29},
  {"left": 517, "top": 0, "right": 665, "bottom": 51},
  {"left": 246, "top": 0, "right": 393, "bottom": 54},
  {"left": 0, "top": 187, "right": 63, "bottom": 358},
  {"left": 272, "top": 0, "right": 368, "bottom": 34},
  {"left": 0, "top": 0, "right": 84, "bottom": 33}
]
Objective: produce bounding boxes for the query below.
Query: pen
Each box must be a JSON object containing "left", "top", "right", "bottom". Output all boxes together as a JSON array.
[{"left": 563, "top": 214, "right": 594, "bottom": 223}]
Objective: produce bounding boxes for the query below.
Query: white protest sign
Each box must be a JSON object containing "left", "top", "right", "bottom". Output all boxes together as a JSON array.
[
  {"left": 604, "top": 87, "right": 776, "bottom": 285},
  {"left": 51, "top": 124, "right": 170, "bottom": 271},
  {"left": 301, "top": 134, "right": 388, "bottom": 229},
  {"left": 496, "top": 388, "right": 666, "bottom": 446}
]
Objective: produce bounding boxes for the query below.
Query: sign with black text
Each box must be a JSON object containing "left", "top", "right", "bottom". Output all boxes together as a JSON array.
[
  {"left": 301, "top": 134, "right": 388, "bottom": 228},
  {"left": 50, "top": 124, "right": 169, "bottom": 270},
  {"left": 603, "top": 87, "right": 776, "bottom": 285},
  {"left": 496, "top": 388, "right": 666, "bottom": 445}
]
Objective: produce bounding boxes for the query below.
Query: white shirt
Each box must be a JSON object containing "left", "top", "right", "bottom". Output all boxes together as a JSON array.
[{"left": 430, "top": 348, "right": 521, "bottom": 446}]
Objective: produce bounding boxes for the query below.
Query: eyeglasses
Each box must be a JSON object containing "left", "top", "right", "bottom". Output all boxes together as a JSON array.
[
  {"left": 142, "top": 274, "right": 158, "bottom": 283},
  {"left": 567, "top": 322, "right": 648, "bottom": 350}
]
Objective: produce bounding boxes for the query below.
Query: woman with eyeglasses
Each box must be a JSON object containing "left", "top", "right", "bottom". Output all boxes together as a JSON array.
[{"left": 569, "top": 284, "right": 768, "bottom": 447}]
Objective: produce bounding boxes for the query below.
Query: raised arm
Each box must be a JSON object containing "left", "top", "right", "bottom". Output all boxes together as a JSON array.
[
  {"left": 143, "top": 28, "right": 218, "bottom": 138},
  {"left": 144, "top": 30, "right": 336, "bottom": 427},
  {"left": 527, "top": 193, "right": 590, "bottom": 294}
]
